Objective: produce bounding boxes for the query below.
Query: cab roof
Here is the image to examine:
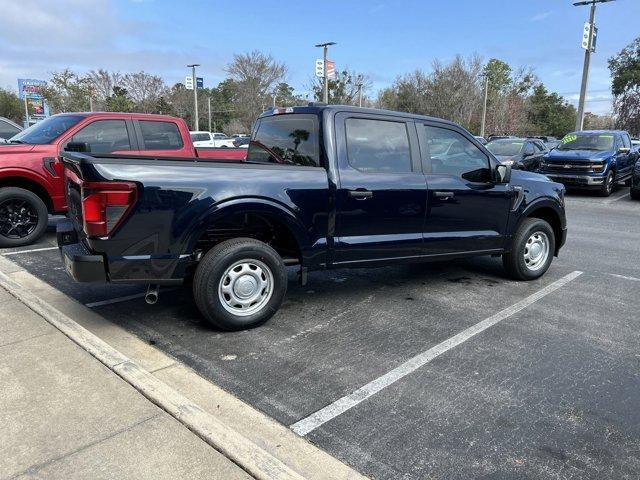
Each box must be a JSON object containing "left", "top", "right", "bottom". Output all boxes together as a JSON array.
[{"left": 258, "top": 104, "right": 461, "bottom": 128}]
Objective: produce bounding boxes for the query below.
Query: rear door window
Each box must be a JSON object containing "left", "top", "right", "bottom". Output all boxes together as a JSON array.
[
  {"left": 345, "top": 118, "right": 411, "bottom": 173},
  {"left": 70, "top": 120, "right": 131, "bottom": 153},
  {"left": 139, "top": 121, "right": 184, "bottom": 150},
  {"left": 247, "top": 114, "right": 320, "bottom": 167}
]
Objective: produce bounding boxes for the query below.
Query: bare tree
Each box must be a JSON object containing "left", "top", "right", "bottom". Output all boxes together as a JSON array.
[
  {"left": 377, "top": 55, "right": 483, "bottom": 130},
  {"left": 226, "top": 51, "right": 287, "bottom": 129},
  {"left": 87, "top": 69, "right": 123, "bottom": 110},
  {"left": 122, "top": 72, "right": 168, "bottom": 113}
]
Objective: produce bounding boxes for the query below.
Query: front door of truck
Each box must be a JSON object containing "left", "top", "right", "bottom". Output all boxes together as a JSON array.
[
  {"left": 417, "top": 122, "right": 512, "bottom": 255},
  {"left": 333, "top": 112, "right": 427, "bottom": 265}
]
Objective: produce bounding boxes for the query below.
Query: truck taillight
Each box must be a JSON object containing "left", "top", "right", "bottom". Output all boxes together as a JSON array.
[{"left": 81, "top": 182, "right": 137, "bottom": 238}]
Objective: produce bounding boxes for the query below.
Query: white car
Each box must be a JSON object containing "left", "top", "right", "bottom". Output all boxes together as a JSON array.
[{"left": 190, "top": 131, "right": 235, "bottom": 148}]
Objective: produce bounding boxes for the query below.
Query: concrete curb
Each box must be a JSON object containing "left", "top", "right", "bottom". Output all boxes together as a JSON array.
[{"left": 0, "top": 268, "right": 304, "bottom": 480}]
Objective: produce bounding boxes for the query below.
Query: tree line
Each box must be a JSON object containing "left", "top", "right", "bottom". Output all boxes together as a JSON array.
[{"left": 2, "top": 40, "right": 638, "bottom": 136}]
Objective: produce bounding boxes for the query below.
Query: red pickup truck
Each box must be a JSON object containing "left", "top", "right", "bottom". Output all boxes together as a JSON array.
[{"left": 0, "top": 112, "right": 246, "bottom": 247}]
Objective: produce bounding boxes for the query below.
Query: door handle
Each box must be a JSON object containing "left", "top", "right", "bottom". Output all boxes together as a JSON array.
[
  {"left": 434, "top": 191, "right": 454, "bottom": 200},
  {"left": 348, "top": 189, "right": 373, "bottom": 200}
]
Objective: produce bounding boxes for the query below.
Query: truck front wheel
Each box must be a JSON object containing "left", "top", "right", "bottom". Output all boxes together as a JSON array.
[
  {"left": 193, "top": 238, "right": 288, "bottom": 331},
  {"left": 0, "top": 187, "right": 49, "bottom": 248},
  {"left": 502, "top": 218, "right": 555, "bottom": 281},
  {"left": 598, "top": 171, "right": 615, "bottom": 197}
]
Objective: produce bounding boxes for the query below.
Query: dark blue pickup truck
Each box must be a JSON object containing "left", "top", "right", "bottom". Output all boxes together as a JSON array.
[
  {"left": 58, "top": 105, "right": 567, "bottom": 330},
  {"left": 538, "top": 130, "right": 638, "bottom": 196}
]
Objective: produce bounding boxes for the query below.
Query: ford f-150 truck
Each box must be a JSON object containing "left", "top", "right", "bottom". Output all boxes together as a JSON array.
[
  {"left": 0, "top": 112, "right": 246, "bottom": 247},
  {"left": 58, "top": 105, "right": 567, "bottom": 330},
  {"left": 538, "top": 130, "right": 638, "bottom": 196}
]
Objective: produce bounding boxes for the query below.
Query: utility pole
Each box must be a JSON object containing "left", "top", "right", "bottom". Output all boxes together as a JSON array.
[
  {"left": 24, "top": 96, "right": 29, "bottom": 127},
  {"left": 480, "top": 73, "right": 489, "bottom": 138},
  {"left": 187, "top": 64, "right": 200, "bottom": 131},
  {"left": 207, "top": 97, "right": 212, "bottom": 132},
  {"left": 315, "top": 42, "right": 336, "bottom": 103},
  {"left": 357, "top": 83, "right": 363, "bottom": 107},
  {"left": 573, "top": 0, "right": 615, "bottom": 131}
]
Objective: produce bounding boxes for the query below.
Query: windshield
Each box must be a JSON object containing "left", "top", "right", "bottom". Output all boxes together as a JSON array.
[
  {"left": 486, "top": 140, "right": 524, "bottom": 156},
  {"left": 557, "top": 133, "right": 614, "bottom": 151},
  {"left": 10, "top": 115, "right": 84, "bottom": 145}
]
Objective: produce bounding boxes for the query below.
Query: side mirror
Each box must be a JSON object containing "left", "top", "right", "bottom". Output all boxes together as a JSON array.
[
  {"left": 618, "top": 147, "right": 631, "bottom": 154},
  {"left": 64, "top": 142, "right": 91, "bottom": 153},
  {"left": 496, "top": 164, "right": 511, "bottom": 184}
]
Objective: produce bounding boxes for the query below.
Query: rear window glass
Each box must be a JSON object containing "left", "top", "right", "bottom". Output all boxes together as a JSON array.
[
  {"left": 247, "top": 115, "right": 320, "bottom": 167},
  {"left": 140, "top": 121, "right": 183, "bottom": 150},
  {"left": 190, "top": 133, "right": 210, "bottom": 142}
]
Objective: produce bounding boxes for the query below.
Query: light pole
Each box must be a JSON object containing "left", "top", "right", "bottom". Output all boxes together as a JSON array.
[
  {"left": 356, "top": 83, "right": 363, "bottom": 107},
  {"left": 315, "top": 42, "right": 336, "bottom": 103},
  {"left": 573, "top": 0, "right": 615, "bottom": 131},
  {"left": 208, "top": 96, "right": 212, "bottom": 132},
  {"left": 187, "top": 63, "right": 200, "bottom": 131},
  {"left": 480, "top": 73, "right": 489, "bottom": 138}
]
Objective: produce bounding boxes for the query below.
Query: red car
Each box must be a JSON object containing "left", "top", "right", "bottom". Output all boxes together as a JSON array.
[{"left": 0, "top": 112, "right": 246, "bottom": 247}]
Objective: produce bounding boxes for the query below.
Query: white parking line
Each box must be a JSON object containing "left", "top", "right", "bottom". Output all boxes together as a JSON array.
[
  {"left": 2, "top": 246, "right": 58, "bottom": 256},
  {"left": 604, "top": 192, "right": 630, "bottom": 204},
  {"left": 290, "top": 270, "right": 583, "bottom": 436},
  {"left": 608, "top": 273, "right": 640, "bottom": 282}
]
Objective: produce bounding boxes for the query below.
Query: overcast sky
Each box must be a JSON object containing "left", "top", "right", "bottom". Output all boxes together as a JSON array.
[{"left": 2, "top": 0, "right": 639, "bottom": 115}]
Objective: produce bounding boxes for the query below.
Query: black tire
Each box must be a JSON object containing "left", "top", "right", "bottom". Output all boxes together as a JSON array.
[
  {"left": 598, "top": 171, "right": 615, "bottom": 197},
  {"left": 631, "top": 187, "right": 640, "bottom": 200},
  {"left": 502, "top": 218, "right": 555, "bottom": 281},
  {"left": 0, "top": 187, "right": 48, "bottom": 248},
  {"left": 193, "top": 238, "right": 287, "bottom": 331}
]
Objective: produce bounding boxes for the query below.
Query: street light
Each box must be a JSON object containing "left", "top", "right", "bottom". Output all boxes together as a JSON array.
[
  {"left": 315, "top": 42, "right": 336, "bottom": 103},
  {"left": 187, "top": 63, "right": 200, "bottom": 131},
  {"left": 479, "top": 72, "right": 489, "bottom": 138},
  {"left": 573, "top": 0, "right": 615, "bottom": 131}
]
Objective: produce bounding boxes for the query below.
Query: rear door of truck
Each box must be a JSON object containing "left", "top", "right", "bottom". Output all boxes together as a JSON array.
[
  {"left": 332, "top": 111, "right": 427, "bottom": 264},
  {"left": 132, "top": 118, "right": 194, "bottom": 157}
]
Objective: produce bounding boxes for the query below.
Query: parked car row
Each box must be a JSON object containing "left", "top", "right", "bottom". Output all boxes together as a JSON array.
[{"left": 485, "top": 130, "right": 639, "bottom": 197}]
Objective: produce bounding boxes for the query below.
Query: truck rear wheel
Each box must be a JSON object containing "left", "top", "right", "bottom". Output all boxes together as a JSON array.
[
  {"left": 0, "top": 187, "right": 49, "bottom": 248},
  {"left": 193, "top": 238, "right": 287, "bottom": 331},
  {"left": 502, "top": 218, "right": 555, "bottom": 281}
]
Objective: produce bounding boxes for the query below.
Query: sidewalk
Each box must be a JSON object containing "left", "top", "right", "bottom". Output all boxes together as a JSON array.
[{"left": 0, "top": 286, "right": 251, "bottom": 480}]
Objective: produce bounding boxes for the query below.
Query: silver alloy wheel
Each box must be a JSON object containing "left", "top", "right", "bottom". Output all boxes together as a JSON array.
[
  {"left": 218, "top": 259, "right": 274, "bottom": 316},
  {"left": 523, "top": 231, "right": 550, "bottom": 271}
]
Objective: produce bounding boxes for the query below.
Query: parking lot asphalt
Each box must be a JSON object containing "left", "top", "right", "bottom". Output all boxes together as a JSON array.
[{"left": 3, "top": 188, "right": 640, "bottom": 479}]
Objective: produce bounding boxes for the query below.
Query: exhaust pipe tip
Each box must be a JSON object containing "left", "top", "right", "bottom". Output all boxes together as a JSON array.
[{"left": 145, "top": 285, "right": 159, "bottom": 305}]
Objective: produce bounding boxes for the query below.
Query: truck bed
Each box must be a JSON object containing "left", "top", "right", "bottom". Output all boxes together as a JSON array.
[{"left": 59, "top": 151, "right": 329, "bottom": 284}]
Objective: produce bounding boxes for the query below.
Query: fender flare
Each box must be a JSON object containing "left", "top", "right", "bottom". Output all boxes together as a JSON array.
[{"left": 183, "top": 196, "right": 311, "bottom": 254}]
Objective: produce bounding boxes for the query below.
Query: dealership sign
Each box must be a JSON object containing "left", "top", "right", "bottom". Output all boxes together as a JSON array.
[{"left": 17, "top": 79, "right": 50, "bottom": 122}]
